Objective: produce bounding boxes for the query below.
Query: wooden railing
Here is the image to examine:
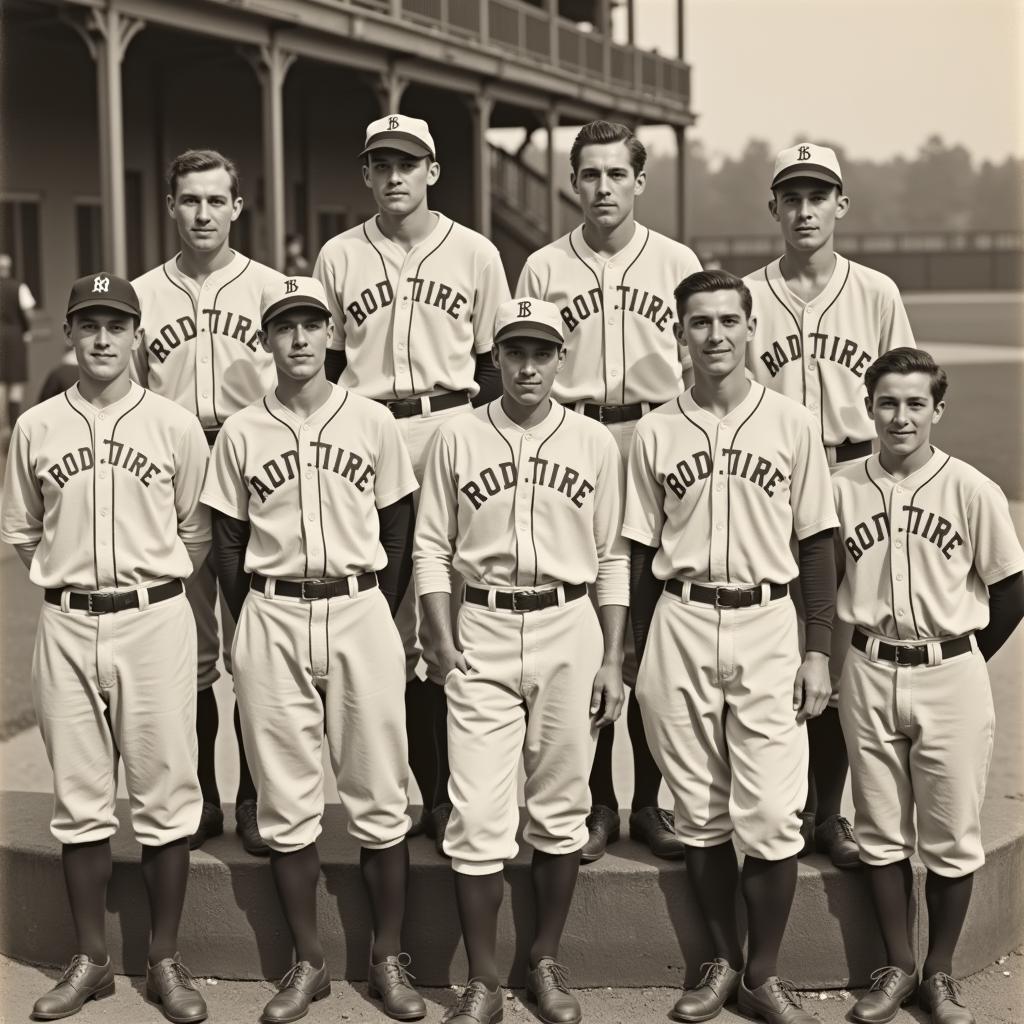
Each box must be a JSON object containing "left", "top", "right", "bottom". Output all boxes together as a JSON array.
[{"left": 489, "top": 143, "right": 579, "bottom": 240}]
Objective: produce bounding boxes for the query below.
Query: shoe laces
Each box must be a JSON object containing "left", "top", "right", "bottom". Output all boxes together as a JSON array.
[
  {"left": 153, "top": 958, "right": 199, "bottom": 991},
  {"left": 696, "top": 960, "right": 731, "bottom": 990},
  {"left": 379, "top": 952, "right": 417, "bottom": 990},
  {"left": 536, "top": 959, "right": 572, "bottom": 993},
  {"left": 868, "top": 966, "right": 907, "bottom": 994},
  {"left": 770, "top": 978, "right": 803, "bottom": 1009},
  {"left": 833, "top": 816, "right": 855, "bottom": 841},
  {"left": 930, "top": 972, "right": 966, "bottom": 1006},
  {"left": 445, "top": 981, "right": 493, "bottom": 1020},
  {"left": 278, "top": 961, "right": 316, "bottom": 991},
  {"left": 655, "top": 808, "right": 675, "bottom": 833},
  {"left": 59, "top": 955, "right": 93, "bottom": 985}
]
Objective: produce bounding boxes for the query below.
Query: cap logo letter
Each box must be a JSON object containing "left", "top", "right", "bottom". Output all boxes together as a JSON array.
[
  {"left": 517, "top": 300, "right": 532, "bottom": 318},
  {"left": 797, "top": 145, "right": 811, "bottom": 161},
  {"left": 93, "top": 275, "right": 110, "bottom": 294},
  {"left": 284, "top": 279, "right": 298, "bottom": 294},
  {"left": 387, "top": 116, "right": 400, "bottom": 130}
]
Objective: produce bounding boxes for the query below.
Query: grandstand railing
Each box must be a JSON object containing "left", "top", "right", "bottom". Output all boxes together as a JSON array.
[{"left": 490, "top": 143, "right": 579, "bottom": 239}]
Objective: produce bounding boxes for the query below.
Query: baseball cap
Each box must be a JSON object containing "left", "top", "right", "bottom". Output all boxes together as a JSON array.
[
  {"left": 66, "top": 273, "right": 140, "bottom": 319},
  {"left": 261, "top": 277, "right": 332, "bottom": 328},
  {"left": 494, "top": 299, "right": 565, "bottom": 347},
  {"left": 771, "top": 143, "right": 843, "bottom": 191},
  {"left": 360, "top": 114, "right": 436, "bottom": 161}
]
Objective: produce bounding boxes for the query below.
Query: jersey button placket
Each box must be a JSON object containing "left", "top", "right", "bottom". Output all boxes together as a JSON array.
[
  {"left": 708, "top": 423, "right": 729, "bottom": 579},
  {"left": 515, "top": 435, "right": 535, "bottom": 586},
  {"left": 603, "top": 267, "right": 624, "bottom": 402},
  {"left": 300, "top": 427, "right": 323, "bottom": 571},
  {"left": 197, "top": 284, "right": 215, "bottom": 424},
  {"left": 803, "top": 309, "right": 821, "bottom": 422},
  {"left": 94, "top": 421, "right": 115, "bottom": 586},
  {"left": 890, "top": 486, "right": 912, "bottom": 638}
]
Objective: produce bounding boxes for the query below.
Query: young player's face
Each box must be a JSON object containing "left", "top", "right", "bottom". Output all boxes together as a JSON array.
[
  {"left": 770, "top": 179, "right": 849, "bottom": 251},
  {"left": 362, "top": 150, "right": 440, "bottom": 216},
  {"left": 675, "top": 289, "right": 753, "bottom": 381},
  {"left": 867, "top": 372, "right": 945, "bottom": 459},
  {"left": 572, "top": 142, "right": 646, "bottom": 232},
  {"left": 63, "top": 309, "right": 141, "bottom": 384},
  {"left": 167, "top": 168, "right": 242, "bottom": 255},
  {"left": 492, "top": 337, "right": 565, "bottom": 409},
  {"left": 260, "top": 308, "right": 334, "bottom": 383}
]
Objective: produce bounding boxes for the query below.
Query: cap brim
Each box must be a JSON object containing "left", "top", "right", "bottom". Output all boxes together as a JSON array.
[
  {"left": 360, "top": 134, "right": 434, "bottom": 160},
  {"left": 262, "top": 296, "right": 332, "bottom": 327},
  {"left": 771, "top": 164, "right": 843, "bottom": 190},
  {"left": 66, "top": 298, "right": 140, "bottom": 319},
  {"left": 494, "top": 324, "right": 564, "bottom": 346}
]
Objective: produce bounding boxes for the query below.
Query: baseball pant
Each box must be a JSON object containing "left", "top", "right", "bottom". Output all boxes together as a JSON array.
[
  {"left": 839, "top": 637, "right": 993, "bottom": 877},
  {"left": 185, "top": 547, "right": 235, "bottom": 689},
  {"left": 32, "top": 591, "right": 202, "bottom": 846},
  {"left": 444, "top": 591, "right": 603, "bottom": 875},
  {"left": 637, "top": 588, "right": 807, "bottom": 861},
  {"left": 232, "top": 583, "right": 411, "bottom": 853}
]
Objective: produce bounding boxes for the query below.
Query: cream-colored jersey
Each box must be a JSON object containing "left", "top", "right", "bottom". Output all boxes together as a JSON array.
[
  {"left": 313, "top": 214, "right": 509, "bottom": 401},
  {"left": 414, "top": 400, "right": 629, "bottom": 605},
  {"left": 624, "top": 382, "right": 838, "bottom": 585},
  {"left": 132, "top": 251, "right": 284, "bottom": 429},
  {"left": 833, "top": 448, "right": 1024, "bottom": 640},
  {"left": 1, "top": 382, "right": 210, "bottom": 589},
  {"left": 744, "top": 255, "right": 915, "bottom": 447},
  {"left": 201, "top": 385, "right": 418, "bottom": 578},
  {"left": 516, "top": 224, "right": 701, "bottom": 405}
]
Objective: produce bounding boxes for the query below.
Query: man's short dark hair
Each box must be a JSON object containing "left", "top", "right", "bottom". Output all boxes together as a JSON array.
[
  {"left": 569, "top": 121, "right": 646, "bottom": 176},
  {"left": 167, "top": 149, "right": 240, "bottom": 200},
  {"left": 865, "top": 347, "right": 948, "bottom": 404},
  {"left": 674, "top": 270, "right": 753, "bottom": 321}
]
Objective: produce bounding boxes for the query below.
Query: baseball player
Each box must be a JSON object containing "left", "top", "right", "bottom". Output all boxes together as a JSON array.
[
  {"left": 133, "top": 149, "right": 284, "bottom": 855},
  {"left": 516, "top": 119, "right": 702, "bottom": 863},
  {"left": 744, "top": 143, "right": 917, "bottom": 870},
  {"left": 0, "top": 251, "right": 36, "bottom": 434},
  {"left": 314, "top": 114, "right": 509, "bottom": 851},
  {"left": 2, "top": 274, "right": 210, "bottom": 1024},
  {"left": 415, "top": 297, "right": 628, "bottom": 1024},
  {"left": 834, "top": 348, "right": 1024, "bottom": 1024},
  {"left": 626, "top": 270, "right": 837, "bottom": 1024},
  {"left": 201, "top": 276, "right": 426, "bottom": 1024}
]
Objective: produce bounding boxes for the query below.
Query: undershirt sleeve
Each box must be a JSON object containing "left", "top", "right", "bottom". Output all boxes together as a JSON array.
[{"left": 798, "top": 528, "right": 838, "bottom": 654}]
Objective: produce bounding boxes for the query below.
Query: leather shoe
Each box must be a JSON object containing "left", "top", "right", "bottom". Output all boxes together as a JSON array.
[
  {"left": 31, "top": 954, "right": 114, "bottom": 1020},
  {"left": 408, "top": 807, "right": 430, "bottom": 838},
  {"left": 850, "top": 966, "right": 917, "bottom": 1024},
  {"left": 919, "top": 972, "right": 975, "bottom": 1024},
  {"left": 670, "top": 958, "right": 741, "bottom": 1022},
  {"left": 431, "top": 802, "right": 454, "bottom": 857},
  {"left": 580, "top": 805, "right": 620, "bottom": 863},
  {"left": 630, "top": 806, "right": 687, "bottom": 860},
  {"left": 814, "top": 814, "right": 860, "bottom": 869},
  {"left": 368, "top": 952, "right": 427, "bottom": 1020},
  {"left": 235, "top": 799, "right": 271, "bottom": 857},
  {"left": 188, "top": 802, "right": 224, "bottom": 851},
  {"left": 146, "top": 955, "right": 208, "bottom": 1023},
  {"left": 737, "top": 976, "right": 816, "bottom": 1023},
  {"left": 443, "top": 979, "right": 504, "bottom": 1023},
  {"left": 797, "top": 811, "right": 815, "bottom": 858},
  {"left": 526, "top": 958, "right": 581, "bottom": 1024},
  {"left": 261, "top": 960, "right": 331, "bottom": 1024}
]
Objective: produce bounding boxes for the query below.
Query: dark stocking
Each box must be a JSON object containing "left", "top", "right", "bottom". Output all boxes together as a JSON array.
[
  {"left": 270, "top": 844, "right": 323, "bottom": 966},
  {"left": 742, "top": 854, "right": 797, "bottom": 989},
  {"left": 454, "top": 870, "right": 504, "bottom": 986},
  {"left": 195, "top": 687, "right": 220, "bottom": 806},
  {"left": 530, "top": 850, "right": 580, "bottom": 966},
  {"left": 360, "top": 841, "right": 409, "bottom": 962},
  {"left": 141, "top": 838, "right": 189, "bottom": 963},
  {"left": 234, "top": 703, "right": 257, "bottom": 805},
  {"left": 806, "top": 707, "right": 848, "bottom": 823},
  {"left": 923, "top": 870, "right": 973, "bottom": 978},
  {"left": 431, "top": 683, "right": 451, "bottom": 810},
  {"left": 627, "top": 692, "right": 663, "bottom": 811},
  {"left": 587, "top": 724, "right": 618, "bottom": 810},
  {"left": 62, "top": 839, "right": 112, "bottom": 963},
  {"left": 683, "top": 840, "right": 743, "bottom": 969},
  {"left": 864, "top": 859, "right": 916, "bottom": 973},
  {"left": 405, "top": 681, "right": 437, "bottom": 814}
]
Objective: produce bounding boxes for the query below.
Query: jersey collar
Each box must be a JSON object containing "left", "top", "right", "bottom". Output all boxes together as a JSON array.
[
  {"left": 765, "top": 252, "right": 851, "bottom": 314},
  {"left": 67, "top": 379, "right": 145, "bottom": 419},
  {"left": 678, "top": 376, "right": 763, "bottom": 425},
  {"left": 488, "top": 396, "right": 565, "bottom": 437},
  {"left": 866, "top": 446, "right": 946, "bottom": 487},
  {"left": 163, "top": 250, "right": 247, "bottom": 295},
  {"left": 263, "top": 382, "right": 348, "bottom": 430},
  {"left": 364, "top": 211, "right": 452, "bottom": 254},
  {"left": 570, "top": 221, "right": 649, "bottom": 272}
]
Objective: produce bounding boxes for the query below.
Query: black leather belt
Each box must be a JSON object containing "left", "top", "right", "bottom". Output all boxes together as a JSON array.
[
  {"left": 464, "top": 582, "right": 588, "bottom": 612},
  {"left": 378, "top": 390, "right": 470, "bottom": 419},
  {"left": 250, "top": 572, "right": 378, "bottom": 600},
  {"left": 45, "top": 579, "right": 184, "bottom": 614},
  {"left": 665, "top": 579, "right": 789, "bottom": 608},
  {"left": 833, "top": 440, "right": 872, "bottom": 463},
  {"left": 204, "top": 428, "right": 220, "bottom": 446},
  {"left": 852, "top": 628, "right": 973, "bottom": 666},
  {"left": 582, "top": 402, "right": 645, "bottom": 424}
]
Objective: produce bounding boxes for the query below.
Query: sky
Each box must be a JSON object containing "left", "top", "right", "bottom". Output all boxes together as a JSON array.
[{"left": 613, "top": 0, "right": 1022, "bottom": 164}]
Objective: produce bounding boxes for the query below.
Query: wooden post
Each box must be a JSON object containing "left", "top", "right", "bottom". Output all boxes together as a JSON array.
[
  {"left": 545, "top": 107, "right": 560, "bottom": 239},
  {"left": 470, "top": 94, "right": 494, "bottom": 237}
]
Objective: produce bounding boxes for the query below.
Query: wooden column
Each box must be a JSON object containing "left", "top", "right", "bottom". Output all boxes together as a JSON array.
[
  {"left": 545, "top": 106, "right": 560, "bottom": 239},
  {"left": 675, "top": 124, "right": 687, "bottom": 241},
  {"left": 470, "top": 94, "right": 494, "bottom": 237}
]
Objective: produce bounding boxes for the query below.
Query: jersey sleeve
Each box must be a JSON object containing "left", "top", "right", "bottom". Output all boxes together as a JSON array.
[
  {"left": 0, "top": 422, "right": 43, "bottom": 549},
  {"left": 373, "top": 411, "right": 419, "bottom": 509},
  {"left": 201, "top": 428, "right": 251, "bottom": 522},
  {"left": 515, "top": 260, "right": 543, "bottom": 300},
  {"left": 967, "top": 480, "right": 1024, "bottom": 586},
  {"left": 471, "top": 246, "right": 510, "bottom": 353},
  {"left": 313, "top": 244, "right": 347, "bottom": 353},
  {"left": 592, "top": 432, "right": 630, "bottom": 607},
  {"left": 130, "top": 334, "right": 149, "bottom": 386},
  {"left": 412, "top": 429, "right": 458, "bottom": 596},
  {"left": 622, "top": 424, "right": 666, "bottom": 548},
  {"left": 174, "top": 418, "right": 213, "bottom": 554},
  {"left": 790, "top": 414, "right": 840, "bottom": 539},
  {"left": 880, "top": 282, "right": 916, "bottom": 352}
]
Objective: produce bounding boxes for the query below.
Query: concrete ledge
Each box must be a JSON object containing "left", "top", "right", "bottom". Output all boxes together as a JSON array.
[{"left": 1, "top": 791, "right": 1021, "bottom": 988}]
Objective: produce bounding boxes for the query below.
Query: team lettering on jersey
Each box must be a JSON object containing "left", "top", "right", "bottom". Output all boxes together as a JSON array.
[
  {"left": 45, "top": 441, "right": 162, "bottom": 489},
  {"left": 559, "top": 286, "right": 675, "bottom": 334},
  {"left": 843, "top": 506, "right": 966, "bottom": 562},
  {"left": 344, "top": 277, "right": 470, "bottom": 327},
  {"left": 758, "top": 332, "right": 874, "bottom": 380},
  {"left": 147, "top": 308, "right": 261, "bottom": 364},
  {"left": 665, "top": 447, "right": 786, "bottom": 500},
  {"left": 247, "top": 441, "right": 376, "bottom": 503},
  {"left": 460, "top": 457, "right": 596, "bottom": 511}
]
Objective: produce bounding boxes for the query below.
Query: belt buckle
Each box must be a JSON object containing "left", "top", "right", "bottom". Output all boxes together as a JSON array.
[
  {"left": 893, "top": 644, "right": 917, "bottom": 666},
  {"left": 87, "top": 592, "right": 102, "bottom": 614},
  {"left": 300, "top": 579, "right": 325, "bottom": 601},
  {"left": 598, "top": 406, "right": 610, "bottom": 423},
  {"left": 713, "top": 587, "right": 738, "bottom": 609},
  {"left": 511, "top": 590, "right": 537, "bottom": 612},
  {"left": 87, "top": 592, "right": 113, "bottom": 614}
]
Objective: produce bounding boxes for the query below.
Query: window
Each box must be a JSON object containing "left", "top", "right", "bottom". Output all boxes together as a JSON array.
[{"left": 0, "top": 197, "right": 42, "bottom": 304}]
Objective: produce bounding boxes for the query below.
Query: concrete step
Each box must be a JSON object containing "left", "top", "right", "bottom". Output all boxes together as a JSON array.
[{"left": 2, "top": 792, "right": 1022, "bottom": 989}]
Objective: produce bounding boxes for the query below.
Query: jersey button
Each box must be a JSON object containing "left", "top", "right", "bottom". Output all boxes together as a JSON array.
[
  {"left": 897, "top": 609, "right": 905, "bottom": 617},
  {"left": 896, "top": 574, "right": 904, "bottom": 581},
  {"left": 202, "top": 391, "right": 209, "bottom": 399},
  {"left": 305, "top": 470, "right": 313, "bottom": 479},
  {"left": 610, "top": 369, "right": 620, "bottom": 378},
  {"left": 307, "top": 513, "right": 316, "bottom": 521},
  {"left": 201, "top": 356, "right": 209, "bottom": 364},
  {"left": 895, "top": 540, "right": 903, "bottom": 549},
  {"left": 715, "top": 523, "right": 724, "bottom": 532}
]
